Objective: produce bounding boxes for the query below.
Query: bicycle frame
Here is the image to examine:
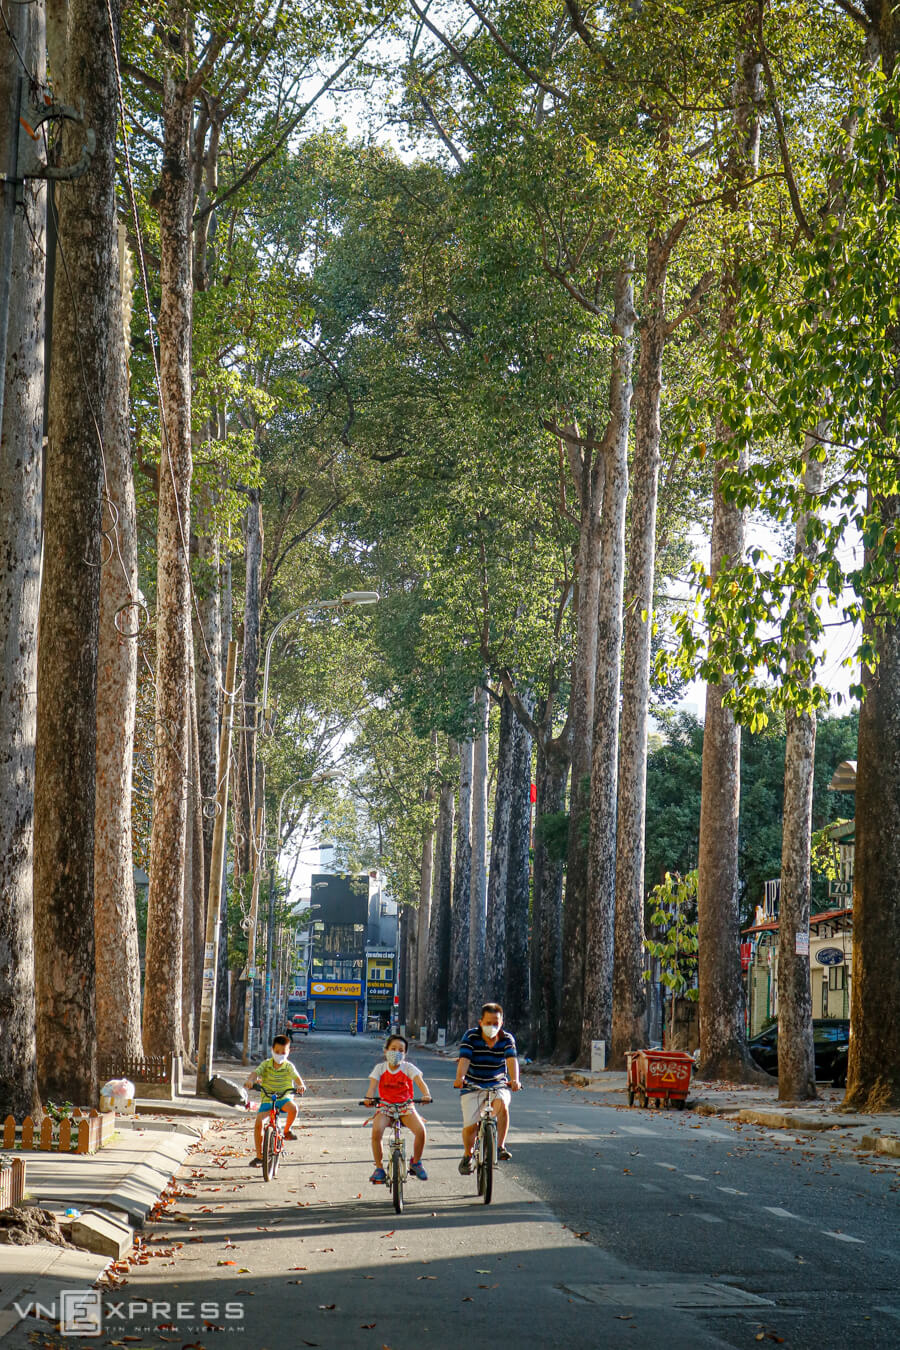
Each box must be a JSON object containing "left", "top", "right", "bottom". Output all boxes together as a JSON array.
[
  {"left": 361, "top": 1098, "right": 415, "bottom": 1214},
  {"left": 258, "top": 1089, "right": 291, "bottom": 1181}
]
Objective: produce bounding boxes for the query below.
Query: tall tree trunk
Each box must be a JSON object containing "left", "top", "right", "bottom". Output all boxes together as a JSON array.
[
  {"left": 697, "top": 32, "right": 765, "bottom": 1083},
  {"left": 412, "top": 750, "right": 437, "bottom": 1031},
  {"left": 414, "top": 815, "right": 436, "bottom": 1033},
  {"left": 0, "top": 0, "right": 45, "bottom": 1118},
  {"left": 144, "top": 23, "right": 195, "bottom": 1057},
  {"left": 485, "top": 693, "right": 516, "bottom": 1004},
  {"left": 611, "top": 238, "right": 672, "bottom": 1066},
  {"left": 556, "top": 444, "right": 604, "bottom": 1062},
  {"left": 398, "top": 907, "right": 409, "bottom": 1026},
  {"left": 406, "top": 904, "right": 419, "bottom": 1033},
  {"left": 505, "top": 696, "right": 533, "bottom": 1037},
  {"left": 94, "top": 225, "right": 142, "bottom": 1061},
  {"left": 776, "top": 445, "right": 824, "bottom": 1102},
  {"left": 530, "top": 740, "right": 568, "bottom": 1058},
  {"left": 582, "top": 264, "right": 637, "bottom": 1063},
  {"left": 215, "top": 550, "right": 234, "bottom": 1053},
  {"left": 181, "top": 664, "right": 205, "bottom": 1061},
  {"left": 846, "top": 484, "right": 900, "bottom": 1110},
  {"left": 235, "top": 487, "right": 262, "bottom": 881},
  {"left": 449, "top": 738, "right": 473, "bottom": 1039},
  {"left": 195, "top": 475, "right": 220, "bottom": 897},
  {"left": 182, "top": 726, "right": 196, "bottom": 1059},
  {"left": 425, "top": 756, "right": 454, "bottom": 1038},
  {"left": 34, "top": 0, "right": 122, "bottom": 1102},
  {"left": 468, "top": 685, "right": 490, "bottom": 1022},
  {"left": 842, "top": 0, "right": 900, "bottom": 1112}
]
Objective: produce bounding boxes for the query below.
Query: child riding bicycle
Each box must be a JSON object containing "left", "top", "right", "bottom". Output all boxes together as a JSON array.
[
  {"left": 454, "top": 1002, "right": 520, "bottom": 1173},
  {"left": 244, "top": 1033, "right": 307, "bottom": 1167},
  {"left": 363, "top": 1033, "right": 432, "bottom": 1183}
]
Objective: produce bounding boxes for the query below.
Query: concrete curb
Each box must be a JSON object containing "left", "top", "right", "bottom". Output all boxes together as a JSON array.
[
  {"left": 860, "top": 1133, "right": 900, "bottom": 1157},
  {"left": 102, "top": 1122, "right": 211, "bottom": 1226}
]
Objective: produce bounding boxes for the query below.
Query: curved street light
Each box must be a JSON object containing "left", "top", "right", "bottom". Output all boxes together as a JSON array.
[
  {"left": 244, "top": 592, "right": 378, "bottom": 1058},
  {"left": 262, "top": 769, "right": 340, "bottom": 1047},
  {"left": 260, "top": 591, "right": 379, "bottom": 731}
]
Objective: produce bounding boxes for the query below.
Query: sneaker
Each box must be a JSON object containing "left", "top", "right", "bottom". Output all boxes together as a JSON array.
[
  {"left": 497, "top": 1146, "right": 512, "bottom": 1161},
  {"left": 409, "top": 1160, "right": 428, "bottom": 1180},
  {"left": 250, "top": 1156, "right": 262, "bottom": 1167},
  {"left": 284, "top": 1130, "right": 298, "bottom": 1141},
  {"left": 369, "top": 1167, "right": 387, "bottom": 1184},
  {"left": 458, "top": 1154, "right": 474, "bottom": 1175}
]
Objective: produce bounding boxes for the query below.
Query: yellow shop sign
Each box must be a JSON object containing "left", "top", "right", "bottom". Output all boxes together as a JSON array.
[{"left": 309, "top": 981, "right": 362, "bottom": 997}]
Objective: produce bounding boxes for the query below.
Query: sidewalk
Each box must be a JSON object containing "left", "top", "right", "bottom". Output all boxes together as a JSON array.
[
  {"left": 552, "top": 1064, "right": 900, "bottom": 1158},
  {"left": 0, "top": 1100, "right": 219, "bottom": 1343}
]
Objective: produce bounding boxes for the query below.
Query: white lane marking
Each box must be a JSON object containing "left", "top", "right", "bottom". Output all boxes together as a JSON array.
[
  {"left": 718, "top": 1186, "right": 749, "bottom": 1196},
  {"left": 685, "top": 1174, "right": 707, "bottom": 1182},
  {"left": 699, "top": 1130, "right": 736, "bottom": 1140},
  {"left": 640, "top": 1183, "right": 664, "bottom": 1193},
  {"left": 764, "top": 1206, "right": 802, "bottom": 1220},
  {"left": 693, "top": 1213, "right": 725, "bottom": 1223},
  {"left": 620, "top": 1126, "right": 660, "bottom": 1137},
  {"left": 822, "top": 1230, "right": 865, "bottom": 1244},
  {"left": 655, "top": 1162, "right": 678, "bottom": 1171}
]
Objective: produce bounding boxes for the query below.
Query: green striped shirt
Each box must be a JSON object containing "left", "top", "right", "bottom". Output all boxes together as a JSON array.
[{"left": 257, "top": 1057, "right": 301, "bottom": 1096}]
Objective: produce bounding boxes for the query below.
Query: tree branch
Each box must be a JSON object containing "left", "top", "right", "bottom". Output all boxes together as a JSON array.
[
  {"left": 757, "top": 4, "right": 814, "bottom": 241},
  {"left": 419, "top": 94, "right": 465, "bottom": 167},
  {"left": 462, "top": 0, "right": 569, "bottom": 101},
  {"left": 194, "top": 22, "right": 390, "bottom": 223},
  {"left": 407, "top": 0, "right": 489, "bottom": 97}
]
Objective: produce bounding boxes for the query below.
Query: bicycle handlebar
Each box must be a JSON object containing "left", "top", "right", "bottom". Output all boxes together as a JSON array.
[{"left": 452, "top": 1082, "right": 522, "bottom": 1092}]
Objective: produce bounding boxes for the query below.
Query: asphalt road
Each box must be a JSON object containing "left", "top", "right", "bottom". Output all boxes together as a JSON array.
[{"left": 11, "top": 1033, "right": 896, "bottom": 1350}]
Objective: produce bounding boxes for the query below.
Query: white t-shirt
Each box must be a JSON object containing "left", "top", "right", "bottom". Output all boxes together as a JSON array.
[{"left": 369, "top": 1059, "right": 420, "bottom": 1103}]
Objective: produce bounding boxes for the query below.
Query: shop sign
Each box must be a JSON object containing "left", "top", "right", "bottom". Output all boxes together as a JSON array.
[
  {"left": 367, "top": 981, "right": 394, "bottom": 995},
  {"left": 815, "top": 947, "right": 844, "bottom": 966},
  {"left": 309, "top": 981, "right": 362, "bottom": 997}
]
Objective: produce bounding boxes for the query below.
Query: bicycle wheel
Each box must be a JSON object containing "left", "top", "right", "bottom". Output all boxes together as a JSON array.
[
  {"left": 391, "top": 1147, "right": 404, "bottom": 1214},
  {"left": 479, "top": 1121, "right": 494, "bottom": 1205},
  {"left": 261, "top": 1124, "right": 275, "bottom": 1182},
  {"left": 271, "top": 1131, "right": 283, "bottom": 1178}
]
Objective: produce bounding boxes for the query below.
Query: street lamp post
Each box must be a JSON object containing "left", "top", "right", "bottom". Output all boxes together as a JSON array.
[
  {"left": 243, "top": 590, "right": 378, "bottom": 1059},
  {"left": 263, "top": 770, "right": 338, "bottom": 1047}
]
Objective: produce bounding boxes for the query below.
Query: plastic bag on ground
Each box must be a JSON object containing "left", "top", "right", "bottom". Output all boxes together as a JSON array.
[{"left": 208, "top": 1075, "right": 248, "bottom": 1107}]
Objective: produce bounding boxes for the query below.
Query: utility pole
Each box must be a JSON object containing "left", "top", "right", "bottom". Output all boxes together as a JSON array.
[
  {"left": 196, "top": 640, "right": 238, "bottom": 1093},
  {"left": 242, "top": 799, "right": 265, "bottom": 1064}
]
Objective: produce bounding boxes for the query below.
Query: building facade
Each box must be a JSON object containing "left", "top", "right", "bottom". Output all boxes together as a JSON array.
[
  {"left": 305, "top": 871, "right": 398, "bottom": 1032},
  {"left": 742, "top": 764, "right": 856, "bottom": 1035}
]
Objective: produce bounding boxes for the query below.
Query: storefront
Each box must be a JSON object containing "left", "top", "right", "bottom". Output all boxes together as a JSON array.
[
  {"left": 307, "top": 980, "right": 363, "bottom": 1030},
  {"left": 365, "top": 948, "right": 396, "bottom": 1030}
]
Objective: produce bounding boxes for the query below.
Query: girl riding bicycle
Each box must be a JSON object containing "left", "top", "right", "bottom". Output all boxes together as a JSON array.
[{"left": 363, "top": 1034, "right": 432, "bottom": 1183}]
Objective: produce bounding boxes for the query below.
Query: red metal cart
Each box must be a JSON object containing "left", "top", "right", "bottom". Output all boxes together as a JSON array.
[{"left": 625, "top": 1049, "right": 693, "bottom": 1109}]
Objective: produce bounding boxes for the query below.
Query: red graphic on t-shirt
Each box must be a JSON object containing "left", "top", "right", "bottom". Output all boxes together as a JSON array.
[{"left": 372, "top": 1060, "right": 417, "bottom": 1104}]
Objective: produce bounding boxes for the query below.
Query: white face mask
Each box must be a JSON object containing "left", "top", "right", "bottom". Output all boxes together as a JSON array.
[
  {"left": 385, "top": 1049, "right": 403, "bottom": 1067},
  {"left": 272, "top": 1052, "right": 287, "bottom": 1065},
  {"left": 482, "top": 1022, "right": 502, "bottom": 1039}
]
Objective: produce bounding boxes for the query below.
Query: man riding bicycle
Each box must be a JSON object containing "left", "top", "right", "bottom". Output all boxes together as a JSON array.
[{"left": 453, "top": 1002, "right": 520, "bottom": 1174}]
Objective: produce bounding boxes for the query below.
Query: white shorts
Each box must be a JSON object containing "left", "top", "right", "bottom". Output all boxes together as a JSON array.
[{"left": 461, "top": 1087, "right": 510, "bottom": 1128}]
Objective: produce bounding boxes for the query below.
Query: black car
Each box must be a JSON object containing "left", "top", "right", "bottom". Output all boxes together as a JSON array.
[{"left": 748, "top": 1019, "right": 849, "bottom": 1085}]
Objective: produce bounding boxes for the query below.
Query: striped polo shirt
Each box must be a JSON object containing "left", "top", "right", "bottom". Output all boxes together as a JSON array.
[
  {"left": 458, "top": 1026, "right": 518, "bottom": 1092},
  {"left": 256, "top": 1057, "right": 302, "bottom": 1096}
]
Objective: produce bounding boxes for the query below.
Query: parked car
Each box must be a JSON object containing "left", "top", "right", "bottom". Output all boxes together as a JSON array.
[
  {"left": 288, "top": 1013, "right": 310, "bottom": 1038},
  {"left": 748, "top": 1018, "right": 849, "bottom": 1085}
]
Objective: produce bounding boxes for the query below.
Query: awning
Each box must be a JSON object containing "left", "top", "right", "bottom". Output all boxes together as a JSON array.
[{"left": 828, "top": 760, "right": 857, "bottom": 792}]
